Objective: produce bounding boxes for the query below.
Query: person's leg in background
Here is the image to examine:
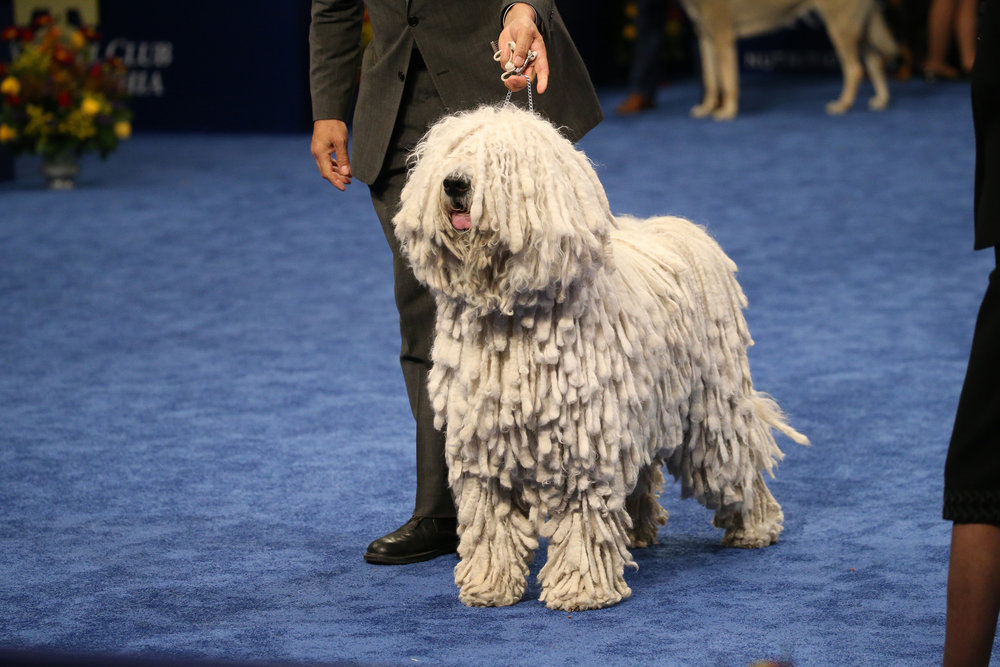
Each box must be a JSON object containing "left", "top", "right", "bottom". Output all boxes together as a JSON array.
[
  {"left": 617, "top": 0, "right": 667, "bottom": 114},
  {"left": 944, "top": 249, "right": 1000, "bottom": 664}
]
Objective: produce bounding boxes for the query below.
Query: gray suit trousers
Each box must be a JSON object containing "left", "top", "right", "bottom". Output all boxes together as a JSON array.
[{"left": 368, "top": 52, "right": 454, "bottom": 519}]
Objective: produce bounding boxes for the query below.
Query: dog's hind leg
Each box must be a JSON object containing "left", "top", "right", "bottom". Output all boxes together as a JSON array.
[
  {"left": 713, "top": 472, "right": 784, "bottom": 548},
  {"left": 818, "top": 12, "right": 865, "bottom": 114},
  {"left": 626, "top": 462, "right": 669, "bottom": 548},
  {"left": 863, "top": 10, "right": 898, "bottom": 111},
  {"left": 453, "top": 475, "right": 537, "bottom": 607},
  {"left": 538, "top": 495, "right": 635, "bottom": 611}
]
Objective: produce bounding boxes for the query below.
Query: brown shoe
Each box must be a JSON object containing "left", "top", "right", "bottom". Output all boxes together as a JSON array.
[{"left": 616, "top": 92, "right": 655, "bottom": 115}]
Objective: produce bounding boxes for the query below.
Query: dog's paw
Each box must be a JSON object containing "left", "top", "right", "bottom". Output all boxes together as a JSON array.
[
  {"left": 540, "top": 585, "right": 631, "bottom": 611},
  {"left": 721, "top": 525, "right": 780, "bottom": 549},
  {"left": 868, "top": 95, "right": 889, "bottom": 111},
  {"left": 458, "top": 584, "right": 525, "bottom": 608},
  {"left": 690, "top": 103, "right": 716, "bottom": 119},
  {"left": 825, "top": 99, "right": 850, "bottom": 115},
  {"left": 712, "top": 106, "right": 737, "bottom": 121}
]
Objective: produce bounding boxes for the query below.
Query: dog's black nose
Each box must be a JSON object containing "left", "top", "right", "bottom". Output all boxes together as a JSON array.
[{"left": 443, "top": 176, "right": 470, "bottom": 198}]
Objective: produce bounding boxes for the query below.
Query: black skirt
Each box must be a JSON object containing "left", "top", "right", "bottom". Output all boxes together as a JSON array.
[{"left": 944, "top": 248, "right": 1000, "bottom": 524}]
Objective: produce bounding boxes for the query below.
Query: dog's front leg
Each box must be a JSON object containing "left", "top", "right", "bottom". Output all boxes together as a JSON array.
[
  {"left": 453, "top": 475, "right": 537, "bottom": 607},
  {"left": 691, "top": 33, "right": 721, "bottom": 118},
  {"left": 538, "top": 493, "right": 635, "bottom": 611}
]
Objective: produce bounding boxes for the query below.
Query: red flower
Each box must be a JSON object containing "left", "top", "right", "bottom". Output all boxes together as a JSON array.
[
  {"left": 4, "top": 94, "right": 21, "bottom": 106},
  {"left": 88, "top": 63, "right": 103, "bottom": 78},
  {"left": 18, "top": 28, "right": 33, "bottom": 42},
  {"left": 81, "top": 27, "right": 100, "bottom": 41},
  {"left": 31, "top": 13, "right": 53, "bottom": 29},
  {"left": 56, "top": 90, "right": 72, "bottom": 107},
  {"left": 53, "top": 46, "right": 75, "bottom": 65},
  {"left": 0, "top": 25, "right": 18, "bottom": 41}
]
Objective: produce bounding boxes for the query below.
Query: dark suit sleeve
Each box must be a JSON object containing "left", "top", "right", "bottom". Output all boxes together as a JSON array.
[
  {"left": 500, "top": 1, "right": 555, "bottom": 29},
  {"left": 309, "top": 0, "right": 365, "bottom": 122}
]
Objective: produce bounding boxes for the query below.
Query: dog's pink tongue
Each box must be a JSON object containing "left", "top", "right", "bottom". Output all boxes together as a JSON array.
[{"left": 451, "top": 211, "right": 471, "bottom": 231}]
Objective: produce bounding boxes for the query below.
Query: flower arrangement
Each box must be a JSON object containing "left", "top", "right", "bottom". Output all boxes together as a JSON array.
[{"left": 0, "top": 11, "right": 131, "bottom": 160}]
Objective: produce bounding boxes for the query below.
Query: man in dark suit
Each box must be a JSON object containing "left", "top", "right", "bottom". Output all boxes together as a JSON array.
[{"left": 308, "top": 1, "right": 603, "bottom": 565}]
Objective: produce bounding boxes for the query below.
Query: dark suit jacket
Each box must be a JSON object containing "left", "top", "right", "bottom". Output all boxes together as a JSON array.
[{"left": 309, "top": 0, "right": 603, "bottom": 184}]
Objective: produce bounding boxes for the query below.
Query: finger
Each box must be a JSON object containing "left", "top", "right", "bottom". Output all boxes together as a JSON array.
[
  {"left": 333, "top": 138, "right": 352, "bottom": 178},
  {"left": 530, "top": 38, "right": 548, "bottom": 93},
  {"left": 512, "top": 30, "right": 533, "bottom": 69},
  {"left": 504, "top": 74, "right": 528, "bottom": 93}
]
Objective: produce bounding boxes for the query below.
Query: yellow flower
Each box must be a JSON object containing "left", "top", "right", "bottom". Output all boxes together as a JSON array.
[
  {"left": 70, "top": 31, "right": 87, "bottom": 49},
  {"left": 0, "top": 76, "right": 20, "bottom": 96},
  {"left": 25, "top": 104, "right": 54, "bottom": 137},
  {"left": 80, "top": 96, "right": 102, "bottom": 116},
  {"left": 0, "top": 124, "right": 16, "bottom": 143},
  {"left": 113, "top": 120, "right": 132, "bottom": 140}
]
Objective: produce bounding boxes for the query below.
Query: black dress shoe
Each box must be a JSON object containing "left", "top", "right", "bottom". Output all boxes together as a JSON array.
[{"left": 363, "top": 516, "right": 459, "bottom": 565}]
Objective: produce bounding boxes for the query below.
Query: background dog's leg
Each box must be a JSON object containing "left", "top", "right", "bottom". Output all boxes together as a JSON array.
[
  {"left": 713, "top": 31, "right": 740, "bottom": 120},
  {"left": 626, "top": 462, "right": 669, "bottom": 548},
  {"left": 819, "top": 13, "right": 865, "bottom": 114},
  {"left": 538, "top": 497, "right": 635, "bottom": 611},
  {"left": 453, "top": 476, "right": 537, "bottom": 607},
  {"left": 863, "top": 10, "right": 898, "bottom": 111},
  {"left": 865, "top": 49, "right": 891, "bottom": 111},
  {"left": 691, "top": 34, "right": 722, "bottom": 118},
  {"left": 713, "top": 473, "right": 785, "bottom": 548}
]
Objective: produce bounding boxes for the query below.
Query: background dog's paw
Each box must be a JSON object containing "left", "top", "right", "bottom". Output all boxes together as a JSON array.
[
  {"left": 712, "top": 106, "right": 738, "bottom": 121},
  {"left": 825, "top": 100, "right": 850, "bottom": 115},
  {"left": 690, "top": 103, "right": 716, "bottom": 118},
  {"left": 868, "top": 95, "right": 890, "bottom": 111}
]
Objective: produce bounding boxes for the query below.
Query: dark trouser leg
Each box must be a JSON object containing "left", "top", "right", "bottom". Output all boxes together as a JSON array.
[
  {"left": 629, "top": 0, "right": 667, "bottom": 98},
  {"left": 368, "top": 52, "right": 454, "bottom": 520},
  {"left": 370, "top": 176, "right": 453, "bottom": 518}
]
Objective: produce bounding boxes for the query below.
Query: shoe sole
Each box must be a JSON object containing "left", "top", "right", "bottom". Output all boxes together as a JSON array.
[{"left": 363, "top": 546, "right": 457, "bottom": 565}]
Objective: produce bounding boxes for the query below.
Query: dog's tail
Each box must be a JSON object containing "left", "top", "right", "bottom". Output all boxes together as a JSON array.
[{"left": 751, "top": 392, "right": 811, "bottom": 448}]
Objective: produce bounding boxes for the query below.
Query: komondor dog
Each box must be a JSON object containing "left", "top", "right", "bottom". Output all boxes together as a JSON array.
[{"left": 393, "top": 105, "right": 808, "bottom": 611}]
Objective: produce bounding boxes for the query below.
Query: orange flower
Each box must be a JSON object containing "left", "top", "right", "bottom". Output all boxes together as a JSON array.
[
  {"left": 81, "top": 26, "right": 100, "bottom": 41},
  {"left": 31, "top": 13, "right": 53, "bottom": 28},
  {"left": 70, "top": 31, "right": 86, "bottom": 49},
  {"left": 53, "top": 46, "right": 75, "bottom": 66},
  {"left": 0, "top": 25, "right": 18, "bottom": 41},
  {"left": 0, "top": 124, "right": 17, "bottom": 143}
]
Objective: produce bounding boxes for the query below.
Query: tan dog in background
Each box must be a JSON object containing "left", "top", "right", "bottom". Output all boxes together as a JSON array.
[{"left": 679, "top": 0, "right": 899, "bottom": 119}]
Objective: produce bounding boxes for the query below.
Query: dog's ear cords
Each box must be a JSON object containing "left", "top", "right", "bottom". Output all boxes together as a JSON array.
[{"left": 491, "top": 41, "right": 535, "bottom": 112}]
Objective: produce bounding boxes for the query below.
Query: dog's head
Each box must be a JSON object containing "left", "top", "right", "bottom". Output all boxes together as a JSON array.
[{"left": 394, "top": 105, "right": 615, "bottom": 315}]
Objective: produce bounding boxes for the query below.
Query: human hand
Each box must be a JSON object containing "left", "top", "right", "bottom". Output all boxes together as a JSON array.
[
  {"left": 498, "top": 3, "right": 548, "bottom": 94},
  {"left": 311, "top": 119, "right": 352, "bottom": 191}
]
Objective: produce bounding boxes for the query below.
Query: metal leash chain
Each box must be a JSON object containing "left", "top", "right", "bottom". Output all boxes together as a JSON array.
[{"left": 492, "top": 41, "right": 535, "bottom": 112}]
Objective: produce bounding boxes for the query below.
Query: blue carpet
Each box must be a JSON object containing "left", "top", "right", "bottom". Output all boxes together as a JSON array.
[{"left": 0, "top": 74, "right": 990, "bottom": 665}]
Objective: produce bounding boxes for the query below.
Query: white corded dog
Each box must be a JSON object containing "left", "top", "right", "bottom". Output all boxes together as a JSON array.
[{"left": 393, "top": 105, "right": 808, "bottom": 611}]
